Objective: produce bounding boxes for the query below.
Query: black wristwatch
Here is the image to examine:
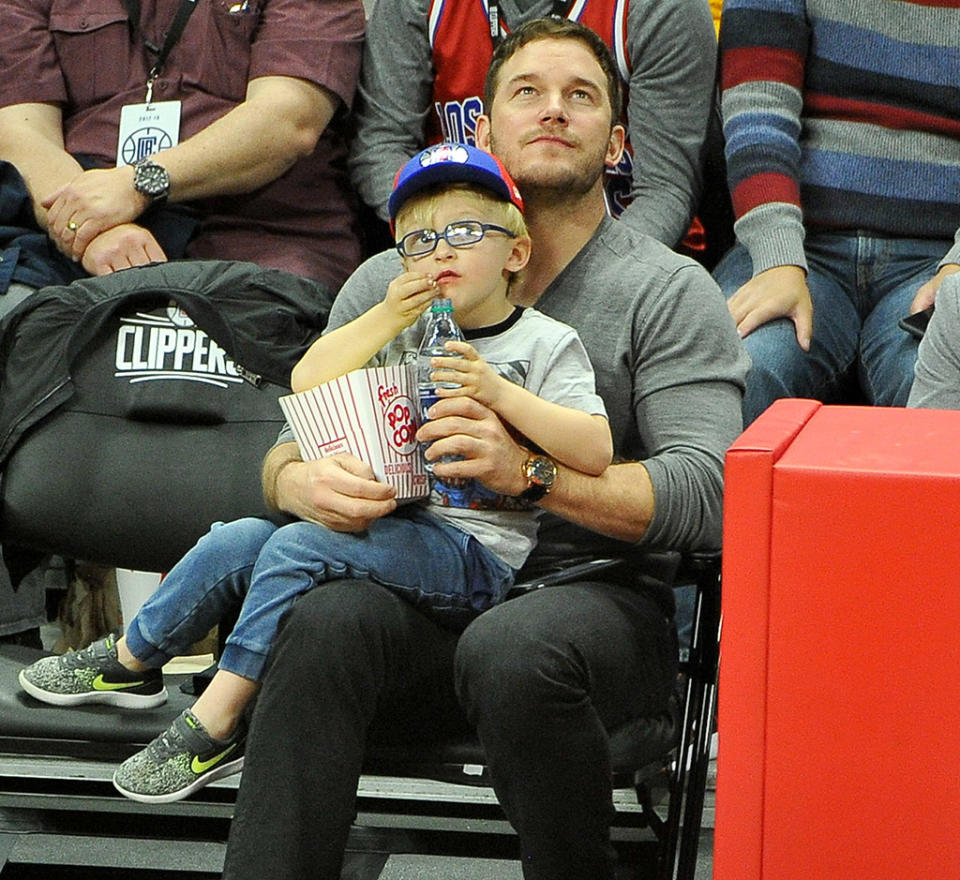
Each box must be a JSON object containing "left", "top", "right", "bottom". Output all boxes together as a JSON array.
[
  {"left": 518, "top": 452, "right": 557, "bottom": 503},
  {"left": 133, "top": 157, "right": 171, "bottom": 203}
]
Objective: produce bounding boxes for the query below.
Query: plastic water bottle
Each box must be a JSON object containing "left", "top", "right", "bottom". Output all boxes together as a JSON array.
[{"left": 417, "top": 297, "right": 464, "bottom": 474}]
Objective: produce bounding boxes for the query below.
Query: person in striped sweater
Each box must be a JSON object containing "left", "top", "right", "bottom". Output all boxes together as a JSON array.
[{"left": 714, "top": 0, "right": 960, "bottom": 424}]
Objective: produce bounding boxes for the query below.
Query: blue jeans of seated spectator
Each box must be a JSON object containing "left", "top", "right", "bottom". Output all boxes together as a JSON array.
[
  {"left": 713, "top": 232, "right": 945, "bottom": 425},
  {"left": 124, "top": 511, "right": 515, "bottom": 682}
]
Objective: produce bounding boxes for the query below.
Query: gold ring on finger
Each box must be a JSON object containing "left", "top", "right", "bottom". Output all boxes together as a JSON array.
[{"left": 67, "top": 220, "right": 79, "bottom": 231}]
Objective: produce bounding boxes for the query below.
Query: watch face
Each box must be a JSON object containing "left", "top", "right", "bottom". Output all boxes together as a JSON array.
[
  {"left": 525, "top": 456, "right": 556, "bottom": 488},
  {"left": 518, "top": 454, "right": 555, "bottom": 503},
  {"left": 135, "top": 161, "right": 170, "bottom": 198},
  {"left": 527, "top": 457, "right": 554, "bottom": 486}
]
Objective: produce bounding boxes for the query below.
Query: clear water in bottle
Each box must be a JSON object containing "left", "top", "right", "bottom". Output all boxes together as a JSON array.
[{"left": 417, "top": 297, "right": 464, "bottom": 474}]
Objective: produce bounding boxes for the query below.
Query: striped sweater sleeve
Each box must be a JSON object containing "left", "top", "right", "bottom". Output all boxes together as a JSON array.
[{"left": 719, "top": 0, "right": 809, "bottom": 274}]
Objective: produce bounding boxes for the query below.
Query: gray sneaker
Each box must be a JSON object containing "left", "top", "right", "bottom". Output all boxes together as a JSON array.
[
  {"left": 18, "top": 634, "right": 167, "bottom": 709},
  {"left": 113, "top": 709, "right": 245, "bottom": 804}
]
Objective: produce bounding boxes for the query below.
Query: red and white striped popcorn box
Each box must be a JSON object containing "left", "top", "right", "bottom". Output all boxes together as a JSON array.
[{"left": 279, "top": 365, "right": 429, "bottom": 501}]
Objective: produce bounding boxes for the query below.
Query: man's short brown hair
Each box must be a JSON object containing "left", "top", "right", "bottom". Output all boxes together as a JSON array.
[{"left": 483, "top": 17, "right": 623, "bottom": 128}]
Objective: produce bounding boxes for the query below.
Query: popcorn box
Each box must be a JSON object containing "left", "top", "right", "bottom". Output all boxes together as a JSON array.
[{"left": 278, "top": 365, "right": 429, "bottom": 501}]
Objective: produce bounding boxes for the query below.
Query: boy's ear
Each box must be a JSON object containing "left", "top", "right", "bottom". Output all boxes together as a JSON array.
[{"left": 505, "top": 234, "right": 532, "bottom": 273}]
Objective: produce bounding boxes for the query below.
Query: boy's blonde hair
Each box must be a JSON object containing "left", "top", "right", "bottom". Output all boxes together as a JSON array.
[{"left": 394, "top": 182, "right": 528, "bottom": 243}]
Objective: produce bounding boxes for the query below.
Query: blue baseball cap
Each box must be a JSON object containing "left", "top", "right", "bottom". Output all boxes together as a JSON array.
[{"left": 388, "top": 143, "right": 524, "bottom": 221}]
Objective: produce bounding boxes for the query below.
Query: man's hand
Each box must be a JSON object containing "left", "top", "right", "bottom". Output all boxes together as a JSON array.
[
  {"left": 43, "top": 166, "right": 150, "bottom": 261},
  {"left": 727, "top": 264, "right": 813, "bottom": 350},
  {"left": 417, "top": 396, "right": 528, "bottom": 496},
  {"left": 81, "top": 224, "right": 167, "bottom": 275},
  {"left": 911, "top": 263, "right": 960, "bottom": 315},
  {"left": 275, "top": 454, "right": 397, "bottom": 532}
]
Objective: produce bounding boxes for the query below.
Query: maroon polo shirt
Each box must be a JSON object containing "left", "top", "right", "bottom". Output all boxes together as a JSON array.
[{"left": 0, "top": 0, "right": 365, "bottom": 290}]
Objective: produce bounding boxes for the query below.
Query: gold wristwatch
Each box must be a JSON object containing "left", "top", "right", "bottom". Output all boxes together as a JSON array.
[{"left": 518, "top": 452, "right": 557, "bottom": 503}]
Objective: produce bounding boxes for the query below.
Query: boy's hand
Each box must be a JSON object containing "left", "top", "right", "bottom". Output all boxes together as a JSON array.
[
  {"left": 381, "top": 271, "right": 438, "bottom": 333},
  {"left": 430, "top": 340, "right": 505, "bottom": 408}
]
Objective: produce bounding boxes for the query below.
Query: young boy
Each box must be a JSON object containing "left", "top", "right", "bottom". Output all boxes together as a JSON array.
[{"left": 18, "top": 143, "right": 612, "bottom": 805}]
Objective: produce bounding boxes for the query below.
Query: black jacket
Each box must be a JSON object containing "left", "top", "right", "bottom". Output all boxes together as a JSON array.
[{"left": 0, "top": 259, "right": 331, "bottom": 469}]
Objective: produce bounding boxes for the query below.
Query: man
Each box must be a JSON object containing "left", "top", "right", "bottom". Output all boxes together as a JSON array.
[
  {"left": 715, "top": 0, "right": 960, "bottom": 424},
  {"left": 0, "top": 0, "right": 364, "bottom": 296},
  {"left": 0, "top": 0, "right": 365, "bottom": 643},
  {"left": 223, "top": 18, "right": 748, "bottom": 880},
  {"left": 348, "top": 0, "right": 717, "bottom": 251}
]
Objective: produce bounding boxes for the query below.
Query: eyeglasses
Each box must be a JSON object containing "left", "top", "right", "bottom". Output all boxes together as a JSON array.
[{"left": 396, "top": 220, "right": 516, "bottom": 258}]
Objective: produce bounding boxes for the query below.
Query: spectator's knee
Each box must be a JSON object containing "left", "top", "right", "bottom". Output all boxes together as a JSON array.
[
  {"left": 273, "top": 580, "right": 416, "bottom": 670},
  {"left": 455, "top": 602, "right": 580, "bottom": 732},
  {"left": 206, "top": 517, "right": 276, "bottom": 550}
]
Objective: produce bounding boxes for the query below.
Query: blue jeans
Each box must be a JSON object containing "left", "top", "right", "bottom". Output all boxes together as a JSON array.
[
  {"left": 125, "top": 510, "right": 515, "bottom": 681},
  {"left": 713, "top": 232, "right": 944, "bottom": 425}
]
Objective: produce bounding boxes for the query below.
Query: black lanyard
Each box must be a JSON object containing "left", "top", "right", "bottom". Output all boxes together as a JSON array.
[
  {"left": 488, "top": 1, "right": 576, "bottom": 43},
  {"left": 123, "top": 0, "right": 199, "bottom": 96}
]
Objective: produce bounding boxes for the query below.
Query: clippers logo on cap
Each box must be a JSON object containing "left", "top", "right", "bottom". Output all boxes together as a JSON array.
[{"left": 419, "top": 143, "right": 470, "bottom": 167}]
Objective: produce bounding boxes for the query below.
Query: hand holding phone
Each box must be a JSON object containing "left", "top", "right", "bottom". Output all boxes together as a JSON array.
[{"left": 899, "top": 305, "right": 934, "bottom": 339}]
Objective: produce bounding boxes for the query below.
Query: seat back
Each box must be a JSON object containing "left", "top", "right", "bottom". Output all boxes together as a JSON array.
[{"left": 0, "top": 264, "right": 326, "bottom": 574}]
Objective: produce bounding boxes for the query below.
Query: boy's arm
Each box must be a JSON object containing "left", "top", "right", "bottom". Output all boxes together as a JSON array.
[
  {"left": 290, "top": 303, "right": 400, "bottom": 391},
  {"left": 489, "top": 384, "right": 612, "bottom": 476},
  {"left": 290, "top": 272, "right": 436, "bottom": 392},
  {"left": 429, "top": 341, "right": 613, "bottom": 475}
]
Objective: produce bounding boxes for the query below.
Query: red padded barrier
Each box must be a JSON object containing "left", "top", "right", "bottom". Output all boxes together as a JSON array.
[{"left": 717, "top": 400, "right": 960, "bottom": 880}]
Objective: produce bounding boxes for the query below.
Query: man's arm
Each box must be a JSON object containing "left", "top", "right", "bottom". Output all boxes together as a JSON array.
[
  {"left": 262, "top": 442, "right": 398, "bottom": 532},
  {"left": 619, "top": 0, "right": 717, "bottom": 247},
  {"left": 908, "top": 278, "right": 960, "bottom": 410},
  {"left": 0, "top": 102, "right": 82, "bottom": 231},
  {"left": 0, "top": 103, "right": 168, "bottom": 271},
  {"left": 419, "top": 382, "right": 735, "bottom": 547},
  {"left": 45, "top": 75, "right": 342, "bottom": 259},
  {"left": 420, "top": 262, "right": 749, "bottom": 551},
  {"left": 719, "top": 0, "right": 810, "bottom": 339},
  {"left": 348, "top": 0, "right": 434, "bottom": 221},
  {"left": 265, "top": 252, "right": 409, "bottom": 529},
  {"left": 419, "top": 398, "right": 652, "bottom": 541}
]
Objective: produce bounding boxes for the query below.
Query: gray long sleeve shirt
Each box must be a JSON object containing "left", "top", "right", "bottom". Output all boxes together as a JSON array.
[
  {"left": 348, "top": 0, "right": 717, "bottom": 248},
  {"left": 323, "top": 217, "right": 750, "bottom": 556},
  {"left": 908, "top": 276, "right": 960, "bottom": 411}
]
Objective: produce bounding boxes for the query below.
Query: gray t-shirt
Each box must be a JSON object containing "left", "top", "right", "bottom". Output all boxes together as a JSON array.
[
  {"left": 280, "top": 305, "right": 606, "bottom": 569},
  {"left": 319, "top": 217, "right": 750, "bottom": 565},
  {"left": 908, "top": 275, "right": 960, "bottom": 410}
]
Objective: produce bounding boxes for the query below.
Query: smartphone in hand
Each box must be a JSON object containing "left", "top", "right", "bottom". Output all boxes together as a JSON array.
[{"left": 899, "top": 305, "right": 934, "bottom": 339}]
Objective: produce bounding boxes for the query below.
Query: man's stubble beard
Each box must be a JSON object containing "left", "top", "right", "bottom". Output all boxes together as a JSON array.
[{"left": 488, "top": 130, "right": 607, "bottom": 206}]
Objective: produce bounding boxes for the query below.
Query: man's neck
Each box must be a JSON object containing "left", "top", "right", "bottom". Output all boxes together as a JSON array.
[{"left": 510, "top": 190, "right": 607, "bottom": 306}]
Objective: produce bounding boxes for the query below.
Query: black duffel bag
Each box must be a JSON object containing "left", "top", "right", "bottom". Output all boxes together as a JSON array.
[{"left": 0, "top": 260, "right": 330, "bottom": 577}]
